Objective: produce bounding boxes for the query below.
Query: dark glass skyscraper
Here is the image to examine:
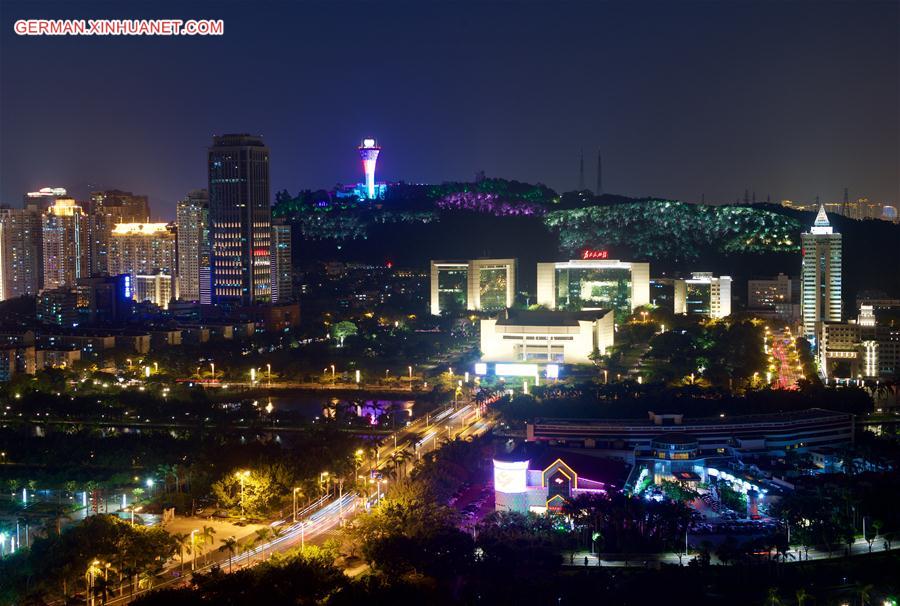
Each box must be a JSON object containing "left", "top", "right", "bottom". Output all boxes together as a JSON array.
[{"left": 207, "top": 134, "right": 271, "bottom": 305}]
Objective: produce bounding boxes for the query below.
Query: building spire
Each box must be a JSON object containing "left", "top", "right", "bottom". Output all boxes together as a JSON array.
[{"left": 814, "top": 204, "right": 830, "bottom": 227}]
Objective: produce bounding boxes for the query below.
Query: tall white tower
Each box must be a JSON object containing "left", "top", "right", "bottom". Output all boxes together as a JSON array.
[
  {"left": 800, "top": 205, "right": 842, "bottom": 341},
  {"left": 358, "top": 138, "right": 381, "bottom": 199}
]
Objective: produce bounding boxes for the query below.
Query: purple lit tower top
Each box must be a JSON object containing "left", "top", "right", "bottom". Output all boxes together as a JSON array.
[{"left": 358, "top": 138, "right": 381, "bottom": 199}]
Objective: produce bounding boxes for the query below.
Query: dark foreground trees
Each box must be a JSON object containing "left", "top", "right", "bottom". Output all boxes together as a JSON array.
[{"left": 0, "top": 514, "right": 177, "bottom": 604}]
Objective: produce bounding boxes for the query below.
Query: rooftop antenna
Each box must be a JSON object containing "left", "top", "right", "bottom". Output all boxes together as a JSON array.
[
  {"left": 596, "top": 149, "right": 603, "bottom": 195},
  {"left": 578, "top": 149, "right": 585, "bottom": 191}
]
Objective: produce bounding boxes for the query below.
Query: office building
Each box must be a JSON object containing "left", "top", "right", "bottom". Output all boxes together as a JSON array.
[
  {"left": 650, "top": 278, "right": 686, "bottom": 315},
  {"left": 208, "top": 134, "right": 272, "bottom": 305},
  {"left": 817, "top": 305, "right": 900, "bottom": 380},
  {"left": 270, "top": 218, "right": 292, "bottom": 303},
  {"left": 430, "top": 259, "right": 517, "bottom": 315},
  {"left": 801, "top": 206, "right": 842, "bottom": 341},
  {"left": 747, "top": 273, "right": 800, "bottom": 321},
  {"left": 0, "top": 207, "right": 43, "bottom": 299},
  {"left": 42, "top": 198, "right": 87, "bottom": 290},
  {"left": 37, "top": 288, "right": 79, "bottom": 327},
  {"left": 176, "top": 189, "right": 209, "bottom": 302},
  {"left": 748, "top": 273, "right": 797, "bottom": 309},
  {"left": 536, "top": 257, "right": 650, "bottom": 320},
  {"left": 107, "top": 223, "right": 177, "bottom": 281},
  {"left": 682, "top": 272, "right": 732, "bottom": 318},
  {"left": 480, "top": 308, "right": 614, "bottom": 365},
  {"left": 88, "top": 190, "right": 151, "bottom": 275},
  {"left": 75, "top": 275, "right": 133, "bottom": 324},
  {"left": 134, "top": 273, "right": 177, "bottom": 309}
]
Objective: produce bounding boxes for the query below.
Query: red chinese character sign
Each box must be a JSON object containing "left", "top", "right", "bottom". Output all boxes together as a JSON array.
[{"left": 581, "top": 249, "right": 609, "bottom": 260}]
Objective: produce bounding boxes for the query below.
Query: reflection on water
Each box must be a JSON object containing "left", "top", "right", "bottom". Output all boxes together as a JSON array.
[{"left": 269, "top": 394, "right": 416, "bottom": 426}]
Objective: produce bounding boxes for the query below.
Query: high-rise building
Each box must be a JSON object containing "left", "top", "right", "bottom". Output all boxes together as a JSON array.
[
  {"left": 0, "top": 207, "right": 43, "bottom": 299},
  {"left": 42, "top": 198, "right": 87, "bottom": 290},
  {"left": 88, "top": 190, "right": 151, "bottom": 275},
  {"left": 176, "top": 189, "right": 209, "bottom": 302},
  {"left": 24, "top": 187, "right": 68, "bottom": 213},
  {"left": 107, "top": 223, "right": 177, "bottom": 293},
  {"left": 801, "top": 206, "right": 842, "bottom": 341},
  {"left": 270, "top": 217, "right": 292, "bottom": 303},
  {"left": 208, "top": 134, "right": 272, "bottom": 305},
  {"left": 358, "top": 138, "right": 381, "bottom": 200},
  {"left": 429, "top": 259, "right": 517, "bottom": 316},
  {"left": 536, "top": 257, "right": 650, "bottom": 321}
]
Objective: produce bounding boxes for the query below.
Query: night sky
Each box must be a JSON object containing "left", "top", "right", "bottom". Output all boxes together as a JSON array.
[{"left": 1, "top": 0, "right": 897, "bottom": 220}]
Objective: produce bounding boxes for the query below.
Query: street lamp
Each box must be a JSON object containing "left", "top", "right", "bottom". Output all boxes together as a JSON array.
[
  {"left": 235, "top": 470, "right": 250, "bottom": 517},
  {"left": 319, "top": 471, "right": 330, "bottom": 496},
  {"left": 266, "top": 363, "right": 271, "bottom": 387},
  {"left": 190, "top": 529, "right": 199, "bottom": 571},
  {"left": 210, "top": 362, "right": 215, "bottom": 381},
  {"left": 354, "top": 449, "right": 364, "bottom": 485},
  {"left": 292, "top": 487, "right": 302, "bottom": 523},
  {"left": 331, "top": 364, "right": 336, "bottom": 384}
]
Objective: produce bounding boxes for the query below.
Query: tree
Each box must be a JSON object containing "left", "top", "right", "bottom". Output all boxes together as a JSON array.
[
  {"left": 333, "top": 321, "right": 358, "bottom": 347},
  {"left": 218, "top": 536, "right": 239, "bottom": 573}
]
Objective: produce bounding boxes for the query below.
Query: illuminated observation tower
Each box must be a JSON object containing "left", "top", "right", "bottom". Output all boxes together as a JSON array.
[{"left": 358, "top": 138, "right": 381, "bottom": 199}]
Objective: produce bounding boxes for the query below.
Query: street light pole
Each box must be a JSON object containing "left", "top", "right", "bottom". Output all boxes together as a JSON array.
[
  {"left": 293, "top": 487, "right": 300, "bottom": 523},
  {"left": 235, "top": 471, "right": 249, "bottom": 517}
]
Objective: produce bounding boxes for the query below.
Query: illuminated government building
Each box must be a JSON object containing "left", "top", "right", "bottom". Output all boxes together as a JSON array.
[
  {"left": 536, "top": 254, "right": 650, "bottom": 320},
  {"left": 480, "top": 308, "right": 614, "bottom": 366},
  {"left": 429, "top": 259, "right": 516, "bottom": 315}
]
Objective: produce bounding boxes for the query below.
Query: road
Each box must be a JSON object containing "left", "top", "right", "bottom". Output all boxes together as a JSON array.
[
  {"left": 91, "top": 395, "right": 494, "bottom": 604},
  {"left": 768, "top": 327, "right": 801, "bottom": 390}
]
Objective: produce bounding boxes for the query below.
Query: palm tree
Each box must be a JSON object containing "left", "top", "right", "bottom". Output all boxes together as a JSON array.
[
  {"left": 218, "top": 536, "right": 239, "bottom": 572},
  {"left": 794, "top": 588, "right": 810, "bottom": 606},
  {"left": 173, "top": 532, "right": 190, "bottom": 571},
  {"left": 858, "top": 583, "right": 874, "bottom": 606},
  {"left": 250, "top": 527, "right": 272, "bottom": 562},
  {"left": 200, "top": 525, "right": 217, "bottom": 564},
  {"left": 765, "top": 587, "right": 783, "bottom": 606}
]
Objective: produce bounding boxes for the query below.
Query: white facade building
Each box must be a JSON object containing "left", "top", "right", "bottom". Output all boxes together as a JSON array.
[
  {"left": 682, "top": 272, "right": 732, "bottom": 318},
  {"left": 801, "top": 206, "right": 842, "bottom": 341},
  {"left": 480, "top": 308, "right": 614, "bottom": 365}
]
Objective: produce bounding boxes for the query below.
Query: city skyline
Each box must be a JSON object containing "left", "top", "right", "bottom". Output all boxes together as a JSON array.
[{"left": 1, "top": 0, "right": 897, "bottom": 217}]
